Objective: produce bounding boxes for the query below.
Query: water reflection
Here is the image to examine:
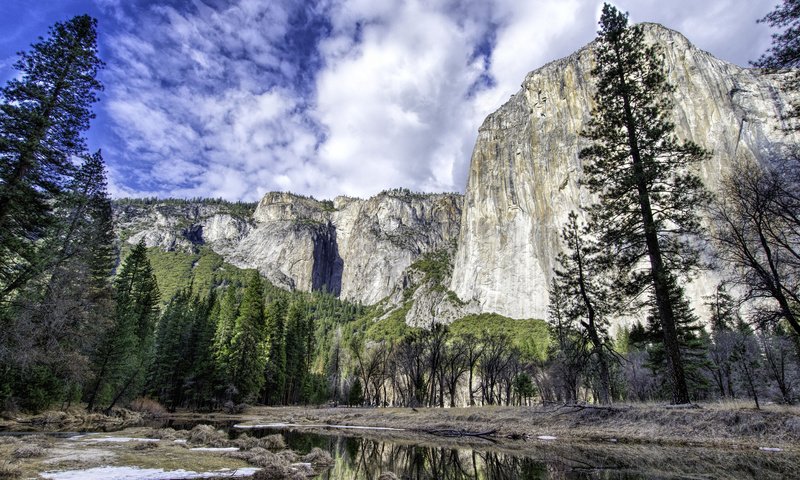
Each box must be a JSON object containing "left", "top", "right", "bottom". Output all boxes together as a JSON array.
[{"left": 301, "top": 435, "right": 547, "bottom": 480}]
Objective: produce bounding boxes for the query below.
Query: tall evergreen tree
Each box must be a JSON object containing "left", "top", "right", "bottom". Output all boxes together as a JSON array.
[
  {"left": 262, "top": 298, "right": 287, "bottom": 405},
  {"left": 0, "top": 151, "right": 114, "bottom": 411},
  {"left": 284, "top": 299, "right": 309, "bottom": 404},
  {"left": 552, "top": 212, "right": 614, "bottom": 404},
  {"left": 228, "top": 272, "right": 267, "bottom": 403},
  {"left": 0, "top": 15, "right": 103, "bottom": 301},
  {"left": 580, "top": 4, "right": 709, "bottom": 403},
  {"left": 86, "top": 240, "right": 159, "bottom": 412}
]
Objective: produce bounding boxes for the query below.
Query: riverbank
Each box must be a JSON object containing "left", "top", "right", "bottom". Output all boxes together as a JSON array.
[
  {"left": 1, "top": 402, "right": 799, "bottom": 479},
  {"left": 230, "top": 401, "right": 800, "bottom": 449}
]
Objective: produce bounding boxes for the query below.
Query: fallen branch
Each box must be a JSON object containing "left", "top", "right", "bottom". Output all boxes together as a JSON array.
[
  {"left": 418, "top": 428, "right": 497, "bottom": 438},
  {"left": 664, "top": 403, "right": 702, "bottom": 410}
]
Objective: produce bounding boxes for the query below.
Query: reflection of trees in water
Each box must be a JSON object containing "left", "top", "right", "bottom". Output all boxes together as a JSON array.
[{"left": 318, "top": 437, "right": 548, "bottom": 479}]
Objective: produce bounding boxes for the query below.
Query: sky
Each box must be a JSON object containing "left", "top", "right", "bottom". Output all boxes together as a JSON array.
[{"left": 0, "top": 0, "right": 781, "bottom": 201}]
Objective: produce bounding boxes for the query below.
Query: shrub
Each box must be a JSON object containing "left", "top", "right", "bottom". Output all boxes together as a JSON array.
[
  {"left": 302, "top": 447, "right": 333, "bottom": 465},
  {"left": 187, "top": 424, "right": 228, "bottom": 447},
  {"left": 0, "top": 461, "right": 21, "bottom": 479},
  {"left": 128, "top": 397, "right": 167, "bottom": 417},
  {"left": 13, "top": 444, "right": 44, "bottom": 458}
]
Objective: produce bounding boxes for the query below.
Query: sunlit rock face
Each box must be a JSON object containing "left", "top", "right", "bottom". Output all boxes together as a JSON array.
[
  {"left": 114, "top": 190, "right": 462, "bottom": 306},
  {"left": 450, "top": 23, "right": 799, "bottom": 321}
]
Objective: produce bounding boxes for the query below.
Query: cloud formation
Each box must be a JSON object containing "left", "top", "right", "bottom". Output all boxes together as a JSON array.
[{"left": 92, "top": 0, "right": 777, "bottom": 201}]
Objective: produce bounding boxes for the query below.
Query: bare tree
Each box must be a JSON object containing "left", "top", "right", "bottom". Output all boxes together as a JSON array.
[{"left": 711, "top": 158, "right": 800, "bottom": 337}]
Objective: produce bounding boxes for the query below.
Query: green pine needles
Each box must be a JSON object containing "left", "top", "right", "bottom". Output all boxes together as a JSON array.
[{"left": 579, "top": 4, "right": 710, "bottom": 404}]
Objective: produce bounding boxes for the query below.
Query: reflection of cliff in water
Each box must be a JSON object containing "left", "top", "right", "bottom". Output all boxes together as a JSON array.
[
  {"left": 312, "top": 435, "right": 546, "bottom": 480},
  {"left": 269, "top": 429, "right": 800, "bottom": 480}
]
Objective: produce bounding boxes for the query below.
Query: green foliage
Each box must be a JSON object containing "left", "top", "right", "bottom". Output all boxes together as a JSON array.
[
  {"left": 410, "top": 248, "right": 453, "bottom": 286},
  {"left": 449, "top": 313, "right": 550, "bottom": 361},
  {"left": 87, "top": 240, "right": 160, "bottom": 412},
  {"left": 580, "top": 3, "right": 709, "bottom": 404},
  {"left": 114, "top": 197, "right": 257, "bottom": 219},
  {"left": 365, "top": 303, "right": 417, "bottom": 342},
  {"left": 145, "top": 247, "right": 251, "bottom": 303},
  {"left": 0, "top": 15, "right": 103, "bottom": 300},
  {"left": 348, "top": 378, "right": 364, "bottom": 406},
  {"left": 227, "top": 272, "right": 268, "bottom": 403}
]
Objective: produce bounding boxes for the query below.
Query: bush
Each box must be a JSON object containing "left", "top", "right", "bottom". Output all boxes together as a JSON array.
[
  {"left": 187, "top": 424, "right": 228, "bottom": 447},
  {"left": 302, "top": 447, "right": 333, "bottom": 465},
  {"left": 128, "top": 397, "right": 167, "bottom": 417},
  {"left": 13, "top": 444, "right": 44, "bottom": 458},
  {"left": 0, "top": 461, "right": 21, "bottom": 479}
]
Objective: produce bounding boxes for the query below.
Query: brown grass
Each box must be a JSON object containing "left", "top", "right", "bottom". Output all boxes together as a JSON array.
[
  {"left": 128, "top": 397, "right": 168, "bottom": 417},
  {"left": 302, "top": 447, "right": 333, "bottom": 466},
  {"left": 13, "top": 444, "right": 44, "bottom": 458},
  {"left": 0, "top": 461, "right": 20, "bottom": 479},
  {"left": 186, "top": 424, "right": 229, "bottom": 447}
]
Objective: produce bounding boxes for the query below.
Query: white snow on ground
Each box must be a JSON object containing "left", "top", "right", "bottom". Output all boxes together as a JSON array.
[
  {"left": 537, "top": 435, "right": 557, "bottom": 441},
  {"left": 189, "top": 447, "right": 239, "bottom": 452},
  {"left": 759, "top": 447, "right": 783, "bottom": 452},
  {"left": 77, "top": 437, "right": 160, "bottom": 443},
  {"left": 173, "top": 439, "right": 188, "bottom": 444},
  {"left": 234, "top": 423, "right": 405, "bottom": 431},
  {"left": 40, "top": 466, "right": 259, "bottom": 480}
]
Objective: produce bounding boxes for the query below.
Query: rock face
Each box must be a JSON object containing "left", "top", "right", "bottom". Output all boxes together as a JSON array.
[
  {"left": 114, "top": 190, "right": 462, "bottom": 306},
  {"left": 450, "top": 23, "right": 800, "bottom": 320}
]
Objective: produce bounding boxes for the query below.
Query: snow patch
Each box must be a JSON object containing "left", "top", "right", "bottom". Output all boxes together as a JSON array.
[
  {"left": 759, "top": 447, "right": 783, "bottom": 452},
  {"left": 40, "top": 466, "right": 259, "bottom": 480},
  {"left": 79, "top": 437, "right": 160, "bottom": 443},
  {"left": 537, "top": 435, "right": 557, "bottom": 441},
  {"left": 189, "top": 447, "right": 239, "bottom": 452}
]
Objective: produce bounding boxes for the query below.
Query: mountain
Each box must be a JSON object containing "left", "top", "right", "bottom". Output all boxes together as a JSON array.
[
  {"left": 114, "top": 23, "right": 798, "bottom": 325},
  {"left": 450, "top": 23, "right": 799, "bottom": 321},
  {"left": 114, "top": 189, "right": 462, "bottom": 307}
]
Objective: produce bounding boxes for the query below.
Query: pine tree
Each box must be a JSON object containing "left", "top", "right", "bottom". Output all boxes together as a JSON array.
[
  {"left": 644, "top": 278, "right": 710, "bottom": 399},
  {"left": 580, "top": 4, "right": 709, "bottom": 404},
  {"left": 552, "top": 212, "right": 614, "bottom": 404},
  {"left": 0, "top": 15, "right": 103, "bottom": 301},
  {"left": 284, "top": 299, "right": 309, "bottom": 404},
  {"left": 262, "top": 298, "right": 287, "bottom": 405},
  {"left": 754, "top": 0, "right": 800, "bottom": 125},
  {"left": 212, "top": 285, "right": 239, "bottom": 402},
  {"left": 86, "top": 240, "right": 159, "bottom": 412},
  {"left": 0, "top": 151, "right": 115, "bottom": 411},
  {"left": 228, "top": 272, "right": 268, "bottom": 403}
]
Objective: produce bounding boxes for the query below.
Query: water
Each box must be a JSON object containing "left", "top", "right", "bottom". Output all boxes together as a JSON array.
[
  {"left": 10, "top": 419, "right": 794, "bottom": 479},
  {"left": 228, "top": 426, "right": 798, "bottom": 479}
]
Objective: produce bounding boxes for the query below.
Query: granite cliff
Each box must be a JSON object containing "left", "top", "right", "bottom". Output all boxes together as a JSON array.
[
  {"left": 114, "top": 190, "right": 462, "bottom": 307},
  {"left": 450, "top": 23, "right": 799, "bottom": 321}
]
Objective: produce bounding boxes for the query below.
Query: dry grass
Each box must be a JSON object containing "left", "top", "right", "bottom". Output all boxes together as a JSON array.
[
  {"left": 0, "top": 461, "right": 20, "bottom": 479},
  {"left": 13, "top": 444, "right": 45, "bottom": 458},
  {"left": 186, "top": 424, "right": 229, "bottom": 447},
  {"left": 129, "top": 397, "right": 168, "bottom": 417},
  {"left": 232, "top": 433, "right": 286, "bottom": 450},
  {"left": 302, "top": 447, "right": 334, "bottom": 466}
]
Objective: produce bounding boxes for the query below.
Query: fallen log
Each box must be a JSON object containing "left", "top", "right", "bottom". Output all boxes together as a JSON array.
[{"left": 418, "top": 428, "right": 497, "bottom": 438}]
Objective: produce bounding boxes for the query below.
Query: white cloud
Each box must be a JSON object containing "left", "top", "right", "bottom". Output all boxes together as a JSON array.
[{"left": 98, "top": 0, "right": 779, "bottom": 201}]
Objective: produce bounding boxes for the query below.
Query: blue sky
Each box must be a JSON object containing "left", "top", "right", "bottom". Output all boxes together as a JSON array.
[{"left": 0, "top": 0, "right": 779, "bottom": 201}]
